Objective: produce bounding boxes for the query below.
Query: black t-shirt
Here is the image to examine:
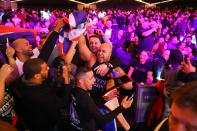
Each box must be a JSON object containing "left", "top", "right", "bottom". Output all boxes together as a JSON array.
[
  {"left": 0, "top": 89, "right": 15, "bottom": 123},
  {"left": 12, "top": 78, "right": 72, "bottom": 131},
  {"left": 130, "top": 59, "right": 153, "bottom": 83},
  {"left": 70, "top": 87, "right": 123, "bottom": 131},
  {"left": 90, "top": 62, "right": 109, "bottom": 106}
]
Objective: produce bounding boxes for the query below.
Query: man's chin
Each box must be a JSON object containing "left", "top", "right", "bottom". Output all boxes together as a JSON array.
[
  {"left": 28, "top": 53, "right": 34, "bottom": 57},
  {"left": 92, "top": 49, "right": 98, "bottom": 54},
  {"left": 98, "top": 59, "right": 104, "bottom": 63}
]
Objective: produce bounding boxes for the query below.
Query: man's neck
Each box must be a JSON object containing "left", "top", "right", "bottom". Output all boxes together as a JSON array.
[
  {"left": 76, "top": 83, "right": 87, "bottom": 91},
  {"left": 17, "top": 54, "right": 30, "bottom": 62},
  {"left": 26, "top": 78, "right": 43, "bottom": 85}
]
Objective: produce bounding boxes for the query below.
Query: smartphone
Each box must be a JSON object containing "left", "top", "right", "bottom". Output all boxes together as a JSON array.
[
  {"left": 114, "top": 75, "right": 132, "bottom": 86},
  {"left": 127, "top": 92, "right": 135, "bottom": 100}
]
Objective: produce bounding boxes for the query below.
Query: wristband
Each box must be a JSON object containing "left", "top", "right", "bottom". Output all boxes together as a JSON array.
[{"left": 105, "top": 62, "right": 114, "bottom": 69}]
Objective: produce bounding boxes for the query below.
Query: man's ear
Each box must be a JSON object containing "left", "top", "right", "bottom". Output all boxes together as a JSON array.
[
  {"left": 78, "top": 79, "right": 83, "bottom": 84},
  {"left": 34, "top": 74, "right": 41, "bottom": 79},
  {"left": 14, "top": 47, "right": 20, "bottom": 52},
  {"left": 15, "top": 47, "right": 23, "bottom": 53}
]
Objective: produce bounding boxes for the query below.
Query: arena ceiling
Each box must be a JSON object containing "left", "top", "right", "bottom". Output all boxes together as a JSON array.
[{"left": 16, "top": 0, "right": 197, "bottom": 7}]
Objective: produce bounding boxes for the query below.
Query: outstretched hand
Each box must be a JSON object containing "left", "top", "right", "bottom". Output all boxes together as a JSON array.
[
  {"left": 54, "top": 18, "right": 67, "bottom": 33},
  {"left": 0, "top": 64, "right": 13, "bottom": 81},
  {"left": 94, "top": 64, "right": 109, "bottom": 76},
  {"left": 6, "top": 45, "right": 15, "bottom": 59},
  {"left": 121, "top": 96, "right": 133, "bottom": 109},
  {"left": 103, "top": 89, "right": 119, "bottom": 101}
]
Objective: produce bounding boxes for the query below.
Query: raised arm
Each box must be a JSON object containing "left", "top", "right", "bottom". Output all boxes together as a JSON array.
[
  {"left": 5, "top": 43, "right": 19, "bottom": 83},
  {"left": 92, "top": 96, "right": 133, "bottom": 125},
  {"left": 0, "top": 64, "right": 13, "bottom": 107},
  {"left": 62, "top": 41, "right": 78, "bottom": 64},
  {"left": 77, "top": 35, "right": 96, "bottom": 67},
  {"left": 128, "top": 66, "right": 134, "bottom": 78},
  {"left": 38, "top": 19, "right": 66, "bottom": 62},
  {"left": 142, "top": 27, "right": 157, "bottom": 37}
]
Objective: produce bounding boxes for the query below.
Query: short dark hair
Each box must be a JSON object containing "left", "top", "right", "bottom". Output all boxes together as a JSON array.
[
  {"left": 75, "top": 66, "right": 92, "bottom": 81},
  {"left": 89, "top": 34, "right": 102, "bottom": 43},
  {"left": 23, "top": 58, "right": 45, "bottom": 80},
  {"left": 171, "top": 81, "right": 197, "bottom": 112},
  {"left": 165, "top": 49, "right": 183, "bottom": 69}
]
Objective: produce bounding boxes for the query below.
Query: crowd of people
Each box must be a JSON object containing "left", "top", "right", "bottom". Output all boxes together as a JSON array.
[{"left": 0, "top": 5, "right": 197, "bottom": 131}]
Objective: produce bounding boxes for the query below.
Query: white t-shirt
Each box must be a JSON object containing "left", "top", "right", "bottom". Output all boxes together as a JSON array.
[
  {"left": 16, "top": 48, "right": 40, "bottom": 75},
  {"left": 105, "top": 29, "right": 112, "bottom": 39}
]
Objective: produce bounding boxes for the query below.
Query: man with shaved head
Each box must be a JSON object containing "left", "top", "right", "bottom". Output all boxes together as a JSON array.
[
  {"left": 12, "top": 38, "right": 39, "bottom": 75},
  {"left": 10, "top": 20, "right": 66, "bottom": 75},
  {"left": 77, "top": 35, "right": 133, "bottom": 131}
]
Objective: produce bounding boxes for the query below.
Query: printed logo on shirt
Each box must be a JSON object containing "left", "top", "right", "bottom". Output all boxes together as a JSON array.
[
  {"left": 0, "top": 92, "right": 15, "bottom": 117},
  {"left": 70, "top": 95, "right": 83, "bottom": 131}
]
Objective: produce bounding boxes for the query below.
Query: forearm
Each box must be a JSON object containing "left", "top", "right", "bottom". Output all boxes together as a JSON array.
[
  {"left": 94, "top": 106, "right": 124, "bottom": 125},
  {"left": 0, "top": 79, "right": 5, "bottom": 108},
  {"left": 142, "top": 28, "right": 155, "bottom": 37},
  {"left": 6, "top": 57, "right": 19, "bottom": 83},
  {"left": 63, "top": 43, "right": 77, "bottom": 64},
  {"left": 38, "top": 31, "right": 59, "bottom": 62},
  {"left": 78, "top": 35, "right": 93, "bottom": 62},
  {"left": 37, "top": 31, "right": 53, "bottom": 51},
  {"left": 128, "top": 67, "right": 134, "bottom": 78}
]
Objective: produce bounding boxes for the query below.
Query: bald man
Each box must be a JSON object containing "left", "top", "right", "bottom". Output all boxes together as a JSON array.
[
  {"left": 12, "top": 38, "right": 40, "bottom": 75},
  {"left": 77, "top": 35, "right": 133, "bottom": 131},
  {"left": 10, "top": 19, "right": 66, "bottom": 75}
]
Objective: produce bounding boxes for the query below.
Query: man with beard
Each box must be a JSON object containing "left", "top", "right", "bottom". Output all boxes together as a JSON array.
[
  {"left": 79, "top": 34, "right": 121, "bottom": 76},
  {"left": 78, "top": 35, "right": 133, "bottom": 100},
  {"left": 70, "top": 66, "right": 133, "bottom": 131},
  {"left": 12, "top": 58, "right": 72, "bottom": 131},
  {"left": 12, "top": 19, "right": 66, "bottom": 75},
  {"left": 77, "top": 35, "right": 133, "bottom": 131}
]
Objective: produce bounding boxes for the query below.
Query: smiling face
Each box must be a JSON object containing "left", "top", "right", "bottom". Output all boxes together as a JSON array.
[
  {"left": 139, "top": 51, "right": 148, "bottom": 64},
  {"left": 97, "top": 43, "right": 112, "bottom": 63},
  {"left": 13, "top": 38, "right": 34, "bottom": 57},
  {"left": 89, "top": 37, "right": 101, "bottom": 54}
]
